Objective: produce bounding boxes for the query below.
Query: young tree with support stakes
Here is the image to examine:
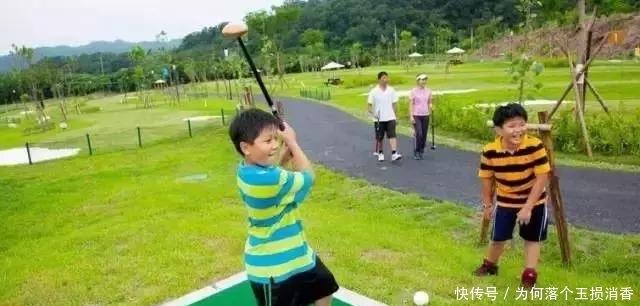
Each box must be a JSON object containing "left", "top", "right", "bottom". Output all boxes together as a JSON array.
[
  {"left": 10, "top": 44, "right": 50, "bottom": 126},
  {"left": 547, "top": 3, "right": 613, "bottom": 159},
  {"left": 244, "top": 4, "right": 301, "bottom": 89}
]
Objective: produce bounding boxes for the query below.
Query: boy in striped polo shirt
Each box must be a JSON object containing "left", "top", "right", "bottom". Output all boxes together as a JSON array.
[
  {"left": 229, "top": 108, "right": 339, "bottom": 306},
  {"left": 474, "top": 103, "right": 551, "bottom": 289}
]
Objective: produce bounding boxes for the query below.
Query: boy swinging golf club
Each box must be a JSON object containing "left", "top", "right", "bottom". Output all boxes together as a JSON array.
[{"left": 222, "top": 22, "right": 340, "bottom": 306}]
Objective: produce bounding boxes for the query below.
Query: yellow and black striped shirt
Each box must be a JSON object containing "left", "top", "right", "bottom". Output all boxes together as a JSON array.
[{"left": 478, "top": 135, "right": 551, "bottom": 208}]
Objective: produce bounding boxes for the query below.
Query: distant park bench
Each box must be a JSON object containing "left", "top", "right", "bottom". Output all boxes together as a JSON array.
[
  {"left": 449, "top": 59, "right": 463, "bottom": 65},
  {"left": 23, "top": 121, "right": 55, "bottom": 135},
  {"left": 325, "top": 77, "right": 343, "bottom": 86}
]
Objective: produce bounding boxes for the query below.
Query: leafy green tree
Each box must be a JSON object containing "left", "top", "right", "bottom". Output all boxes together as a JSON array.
[{"left": 508, "top": 54, "right": 544, "bottom": 104}]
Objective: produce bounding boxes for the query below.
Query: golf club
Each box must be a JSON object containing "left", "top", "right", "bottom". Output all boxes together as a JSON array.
[
  {"left": 375, "top": 110, "right": 380, "bottom": 154},
  {"left": 430, "top": 111, "right": 436, "bottom": 150},
  {"left": 221, "top": 23, "right": 285, "bottom": 131},
  {"left": 411, "top": 118, "right": 416, "bottom": 155}
]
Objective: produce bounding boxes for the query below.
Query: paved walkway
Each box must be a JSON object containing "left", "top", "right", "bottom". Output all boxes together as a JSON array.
[{"left": 275, "top": 97, "right": 640, "bottom": 234}]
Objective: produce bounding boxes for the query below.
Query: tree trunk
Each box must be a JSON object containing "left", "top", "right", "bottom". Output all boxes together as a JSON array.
[
  {"left": 276, "top": 51, "right": 283, "bottom": 78},
  {"left": 576, "top": 0, "right": 587, "bottom": 117}
]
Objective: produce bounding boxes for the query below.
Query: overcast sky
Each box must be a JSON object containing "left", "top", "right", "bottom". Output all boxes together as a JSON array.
[{"left": 0, "top": 0, "right": 283, "bottom": 55}]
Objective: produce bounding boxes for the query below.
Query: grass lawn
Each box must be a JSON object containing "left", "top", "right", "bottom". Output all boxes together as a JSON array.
[
  {"left": 0, "top": 94, "right": 240, "bottom": 152},
  {"left": 1, "top": 109, "right": 639, "bottom": 305}
]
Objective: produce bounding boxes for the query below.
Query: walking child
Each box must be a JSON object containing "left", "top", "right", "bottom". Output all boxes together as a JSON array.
[
  {"left": 229, "top": 108, "right": 340, "bottom": 306},
  {"left": 474, "top": 103, "right": 551, "bottom": 288},
  {"left": 408, "top": 73, "right": 433, "bottom": 160}
]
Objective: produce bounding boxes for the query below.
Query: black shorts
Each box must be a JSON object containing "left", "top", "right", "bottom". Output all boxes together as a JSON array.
[
  {"left": 491, "top": 204, "right": 549, "bottom": 242},
  {"left": 249, "top": 256, "right": 339, "bottom": 306},
  {"left": 374, "top": 120, "right": 397, "bottom": 140}
]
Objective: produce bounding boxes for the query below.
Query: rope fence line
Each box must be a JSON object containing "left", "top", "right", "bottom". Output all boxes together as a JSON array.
[{"left": 22, "top": 107, "right": 240, "bottom": 165}]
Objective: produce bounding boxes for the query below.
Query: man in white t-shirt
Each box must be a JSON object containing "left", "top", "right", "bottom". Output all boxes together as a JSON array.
[{"left": 367, "top": 71, "right": 402, "bottom": 162}]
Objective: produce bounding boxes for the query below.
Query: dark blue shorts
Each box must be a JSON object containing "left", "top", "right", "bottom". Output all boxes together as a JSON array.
[{"left": 491, "top": 204, "right": 549, "bottom": 242}]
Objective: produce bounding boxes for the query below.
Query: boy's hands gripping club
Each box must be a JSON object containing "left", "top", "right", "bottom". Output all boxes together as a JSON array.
[{"left": 278, "top": 121, "right": 314, "bottom": 177}]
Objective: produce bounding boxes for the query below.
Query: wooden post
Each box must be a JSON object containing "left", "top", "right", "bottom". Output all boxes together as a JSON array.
[
  {"left": 567, "top": 53, "right": 594, "bottom": 158},
  {"left": 548, "top": 83, "right": 573, "bottom": 119},
  {"left": 585, "top": 79, "right": 610, "bottom": 114},
  {"left": 537, "top": 111, "right": 572, "bottom": 266}
]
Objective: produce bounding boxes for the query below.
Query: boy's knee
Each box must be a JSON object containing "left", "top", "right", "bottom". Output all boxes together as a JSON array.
[
  {"left": 490, "top": 240, "right": 507, "bottom": 246},
  {"left": 314, "top": 295, "right": 333, "bottom": 306},
  {"left": 524, "top": 240, "right": 542, "bottom": 245}
]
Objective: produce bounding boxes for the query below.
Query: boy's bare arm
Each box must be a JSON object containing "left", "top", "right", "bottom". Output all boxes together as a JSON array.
[
  {"left": 285, "top": 140, "right": 314, "bottom": 178},
  {"left": 277, "top": 144, "right": 293, "bottom": 167},
  {"left": 523, "top": 172, "right": 549, "bottom": 210},
  {"left": 480, "top": 178, "right": 494, "bottom": 206},
  {"left": 524, "top": 143, "right": 552, "bottom": 210}
]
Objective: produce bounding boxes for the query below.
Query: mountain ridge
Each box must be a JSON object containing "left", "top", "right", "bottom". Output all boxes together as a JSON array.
[{"left": 0, "top": 38, "right": 181, "bottom": 72}]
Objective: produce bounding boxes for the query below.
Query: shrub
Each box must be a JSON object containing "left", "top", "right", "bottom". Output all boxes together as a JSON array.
[
  {"left": 80, "top": 106, "right": 101, "bottom": 114},
  {"left": 341, "top": 74, "right": 411, "bottom": 89},
  {"left": 538, "top": 58, "right": 568, "bottom": 68},
  {"left": 553, "top": 103, "right": 640, "bottom": 156},
  {"left": 432, "top": 97, "right": 639, "bottom": 156},
  {"left": 432, "top": 96, "right": 495, "bottom": 141}
]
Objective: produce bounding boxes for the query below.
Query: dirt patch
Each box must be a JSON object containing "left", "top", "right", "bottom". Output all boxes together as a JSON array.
[
  {"left": 361, "top": 248, "right": 402, "bottom": 262},
  {"left": 477, "top": 14, "right": 640, "bottom": 58}
]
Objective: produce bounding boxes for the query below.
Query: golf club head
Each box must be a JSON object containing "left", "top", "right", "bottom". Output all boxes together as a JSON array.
[
  {"left": 221, "top": 23, "right": 248, "bottom": 38},
  {"left": 430, "top": 145, "right": 436, "bottom": 150}
]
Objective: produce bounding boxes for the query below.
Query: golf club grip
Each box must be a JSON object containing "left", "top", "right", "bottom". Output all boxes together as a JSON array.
[
  {"left": 431, "top": 112, "right": 435, "bottom": 146},
  {"left": 236, "top": 37, "right": 285, "bottom": 130}
]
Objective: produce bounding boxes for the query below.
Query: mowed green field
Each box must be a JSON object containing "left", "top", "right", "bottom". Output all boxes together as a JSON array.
[{"left": 1, "top": 94, "right": 639, "bottom": 306}]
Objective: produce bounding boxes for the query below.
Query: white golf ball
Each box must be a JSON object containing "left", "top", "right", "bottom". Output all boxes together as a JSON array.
[{"left": 413, "top": 290, "right": 429, "bottom": 305}]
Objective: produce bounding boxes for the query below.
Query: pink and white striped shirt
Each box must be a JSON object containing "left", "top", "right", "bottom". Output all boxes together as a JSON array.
[{"left": 410, "top": 87, "right": 432, "bottom": 116}]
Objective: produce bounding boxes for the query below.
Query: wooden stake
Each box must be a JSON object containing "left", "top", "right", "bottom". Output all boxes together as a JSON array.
[
  {"left": 537, "top": 111, "right": 572, "bottom": 266},
  {"left": 582, "top": 30, "right": 593, "bottom": 112},
  {"left": 585, "top": 79, "right": 610, "bottom": 114},
  {"left": 567, "top": 53, "right": 594, "bottom": 158},
  {"left": 547, "top": 34, "right": 608, "bottom": 123},
  {"left": 548, "top": 83, "right": 574, "bottom": 119}
]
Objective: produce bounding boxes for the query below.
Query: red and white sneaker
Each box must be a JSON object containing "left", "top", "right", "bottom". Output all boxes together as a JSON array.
[{"left": 521, "top": 268, "right": 538, "bottom": 289}]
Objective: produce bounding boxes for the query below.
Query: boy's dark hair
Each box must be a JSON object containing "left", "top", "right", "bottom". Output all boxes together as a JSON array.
[
  {"left": 492, "top": 103, "right": 528, "bottom": 127},
  {"left": 377, "top": 71, "right": 388, "bottom": 80},
  {"left": 229, "top": 108, "right": 279, "bottom": 155}
]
